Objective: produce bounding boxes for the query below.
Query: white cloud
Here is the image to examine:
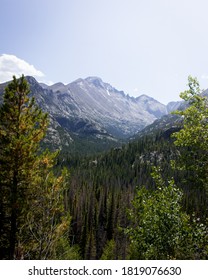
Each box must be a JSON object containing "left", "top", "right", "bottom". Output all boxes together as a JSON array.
[{"left": 0, "top": 54, "right": 52, "bottom": 84}]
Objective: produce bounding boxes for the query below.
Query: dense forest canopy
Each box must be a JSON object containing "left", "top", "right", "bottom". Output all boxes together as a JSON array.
[{"left": 0, "top": 75, "right": 207, "bottom": 259}]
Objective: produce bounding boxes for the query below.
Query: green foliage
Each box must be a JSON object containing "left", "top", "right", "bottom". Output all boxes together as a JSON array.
[
  {"left": 53, "top": 238, "right": 81, "bottom": 260},
  {"left": 172, "top": 76, "right": 208, "bottom": 216},
  {"left": 0, "top": 75, "right": 48, "bottom": 259},
  {"left": 126, "top": 169, "right": 189, "bottom": 259},
  {"left": 173, "top": 76, "right": 208, "bottom": 151},
  {"left": 126, "top": 168, "right": 208, "bottom": 259},
  {"left": 21, "top": 161, "right": 71, "bottom": 259},
  {"left": 100, "top": 239, "right": 116, "bottom": 260},
  {"left": 0, "top": 76, "right": 76, "bottom": 259},
  {"left": 176, "top": 214, "right": 208, "bottom": 259}
]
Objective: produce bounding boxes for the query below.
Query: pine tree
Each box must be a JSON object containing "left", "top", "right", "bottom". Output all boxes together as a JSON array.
[
  {"left": 0, "top": 75, "right": 48, "bottom": 259},
  {"left": 0, "top": 75, "right": 72, "bottom": 259}
]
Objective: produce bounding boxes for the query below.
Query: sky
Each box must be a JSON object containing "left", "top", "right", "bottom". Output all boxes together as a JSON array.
[{"left": 1, "top": 0, "right": 208, "bottom": 104}]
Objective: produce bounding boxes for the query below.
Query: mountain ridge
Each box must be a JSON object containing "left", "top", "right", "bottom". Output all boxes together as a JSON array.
[{"left": 0, "top": 75, "right": 182, "bottom": 153}]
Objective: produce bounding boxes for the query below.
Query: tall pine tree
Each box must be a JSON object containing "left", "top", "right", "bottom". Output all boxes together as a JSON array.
[{"left": 0, "top": 75, "right": 72, "bottom": 259}]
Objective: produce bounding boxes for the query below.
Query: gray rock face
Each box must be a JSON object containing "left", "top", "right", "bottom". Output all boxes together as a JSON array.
[
  {"left": 40, "top": 76, "right": 167, "bottom": 138},
  {"left": 166, "top": 101, "right": 183, "bottom": 113},
  {"left": 0, "top": 76, "right": 169, "bottom": 149}
]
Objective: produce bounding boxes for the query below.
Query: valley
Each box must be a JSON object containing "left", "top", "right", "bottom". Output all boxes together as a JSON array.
[{"left": 1, "top": 75, "right": 207, "bottom": 260}]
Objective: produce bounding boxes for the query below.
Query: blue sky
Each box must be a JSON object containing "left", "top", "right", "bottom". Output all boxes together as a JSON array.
[{"left": 1, "top": 0, "right": 208, "bottom": 104}]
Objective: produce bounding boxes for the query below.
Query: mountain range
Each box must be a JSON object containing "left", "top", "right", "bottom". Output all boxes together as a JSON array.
[{"left": 0, "top": 76, "right": 182, "bottom": 153}]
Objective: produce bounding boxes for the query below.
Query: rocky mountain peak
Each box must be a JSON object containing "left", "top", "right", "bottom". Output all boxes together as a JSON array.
[
  {"left": 85, "top": 76, "right": 103, "bottom": 85},
  {"left": 49, "top": 82, "right": 66, "bottom": 93},
  {"left": 136, "top": 94, "right": 157, "bottom": 102},
  {"left": 0, "top": 76, "right": 172, "bottom": 151},
  {"left": 25, "top": 76, "right": 39, "bottom": 86}
]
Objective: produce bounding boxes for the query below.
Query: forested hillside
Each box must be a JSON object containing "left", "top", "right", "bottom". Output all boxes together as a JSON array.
[
  {"left": 65, "top": 127, "right": 207, "bottom": 258},
  {"left": 56, "top": 76, "right": 208, "bottom": 259},
  {"left": 0, "top": 76, "right": 207, "bottom": 260}
]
